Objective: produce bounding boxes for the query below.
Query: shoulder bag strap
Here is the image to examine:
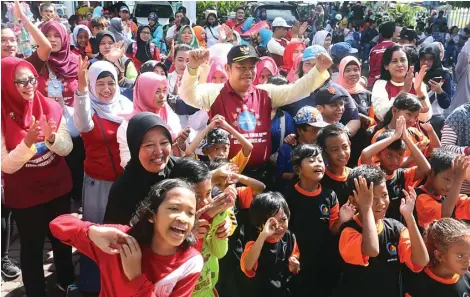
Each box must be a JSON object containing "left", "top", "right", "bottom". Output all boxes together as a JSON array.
[{"left": 95, "top": 115, "right": 119, "bottom": 178}]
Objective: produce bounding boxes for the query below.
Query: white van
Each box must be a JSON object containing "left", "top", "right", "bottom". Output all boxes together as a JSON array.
[{"left": 132, "top": 1, "right": 174, "bottom": 26}]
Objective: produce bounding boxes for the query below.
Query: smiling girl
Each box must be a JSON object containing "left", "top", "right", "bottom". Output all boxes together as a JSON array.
[{"left": 50, "top": 179, "right": 204, "bottom": 297}]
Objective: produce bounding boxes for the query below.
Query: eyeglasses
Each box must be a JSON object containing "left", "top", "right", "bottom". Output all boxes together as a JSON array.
[{"left": 14, "top": 76, "right": 38, "bottom": 87}]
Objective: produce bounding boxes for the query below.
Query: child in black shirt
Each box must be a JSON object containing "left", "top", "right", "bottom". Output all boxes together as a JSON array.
[
  {"left": 360, "top": 116, "right": 431, "bottom": 222},
  {"left": 241, "top": 192, "right": 300, "bottom": 297},
  {"left": 284, "top": 144, "right": 355, "bottom": 297},
  {"left": 407, "top": 218, "right": 470, "bottom": 297},
  {"left": 335, "top": 165, "right": 429, "bottom": 297},
  {"left": 317, "top": 125, "right": 352, "bottom": 206}
]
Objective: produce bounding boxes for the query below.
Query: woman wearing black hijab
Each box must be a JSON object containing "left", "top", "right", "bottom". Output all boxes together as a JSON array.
[
  {"left": 417, "top": 43, "right": 453, "bottom": 136},
  {"left": 126, "top": 25, "right": 161, "bottom": 71},
  {"left": 104, "top": 112, "right": 178, "bottom": 224}
]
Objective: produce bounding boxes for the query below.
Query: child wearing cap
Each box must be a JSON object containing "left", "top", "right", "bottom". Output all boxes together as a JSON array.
[
  {"left": 315, "top": 86, "right": 347, "bottom": 127},
  {"left": 276, "top": 106, "right": 328, "bottom": 190},
  {"left": 186, "top": 116, "right": 253, "bottom": 173}
]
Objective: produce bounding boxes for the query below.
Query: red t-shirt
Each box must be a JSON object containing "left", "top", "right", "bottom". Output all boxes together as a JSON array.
[
  {"left": 209, "top": 82, "right": 272, "bottom": 168},
  {"left": 368, "top": 41, "right": 394, "bottom": 87},
  {"left": 226, "top": 18, "right": 245, "bottom": 34},
  {"left": 50, "top": 215, "right": 203, "bottom": 297}
]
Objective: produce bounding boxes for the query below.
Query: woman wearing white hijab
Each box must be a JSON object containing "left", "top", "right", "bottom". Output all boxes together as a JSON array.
[
  {"left": 312, "top": 30, "right": 332, "bottom": 52},
  {"left": 73, "top": 57, "right": 132, "bottom": 293}
]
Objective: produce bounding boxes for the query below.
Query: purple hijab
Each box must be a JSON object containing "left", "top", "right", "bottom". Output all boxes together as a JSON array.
[{"left": 41, "top": 21, "right": 79, "bottom": 79}]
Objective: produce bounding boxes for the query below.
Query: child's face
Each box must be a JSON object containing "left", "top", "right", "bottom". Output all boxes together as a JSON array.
[
  {"left": 378, "top": 148, "right": 405, "bottom": 174},
  {"left": 207, "top": 144, "right": 230, "bottom": 160},
  {"left": 194, "top": 179, "right": 213, "bottom": 210},
  {"left": 154, "top": 187, "right": 196, "bottom": 248},
  {"left": 393, "top": 108, "right": 420, "bottom": 128},
  {"left": 429, "top": 168, "right": 453, "bottom": 197},
  {"left": 77, "top": 31, "right": 89, "bottom": 49},
  {"left": 317, "top": 101, "right": 344, "bottom": 123},
  {"left": 436, "top": 237, "right": 470, "bottom": 276},
  {"left": 371, "top": 181, "right": 389, "bottom": 221},
  {"left": 297, "top": 126, "right": 321, "bottom": 144},
  {"left": 92, "top": 25, "right": 105, "bottom": 36},
  {"left": 323, "top": 134, "right": 350, "bottom": 168},
  {"left": 298, "top": 154, "right": 325, "bottom": 182},
  {"left": 264, "top": 208, "right": 289, "bottom": 242}
]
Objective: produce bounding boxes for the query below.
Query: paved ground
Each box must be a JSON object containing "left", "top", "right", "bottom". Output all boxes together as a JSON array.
[{"left": 2, "top": 210, "right": 82, "bottom": 297}]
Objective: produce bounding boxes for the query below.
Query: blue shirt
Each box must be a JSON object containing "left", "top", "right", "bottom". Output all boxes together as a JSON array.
[{"left": 271, "top": 110, "right": 295, "bottom": 154}]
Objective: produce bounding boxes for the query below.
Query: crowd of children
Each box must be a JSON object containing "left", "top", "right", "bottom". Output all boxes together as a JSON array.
[{"left": 2, "top": 1, "right": 470, "bottom": 297}]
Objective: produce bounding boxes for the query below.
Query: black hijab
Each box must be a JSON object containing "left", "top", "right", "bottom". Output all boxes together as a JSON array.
[
  {"left": 95, "top": 30, "right": 116, "bottom": 60},
  {"left": 418, "top": 43, "right": 446, "bottom": 83},
  {"left": 103, "top": 112, "right": 178, "bottom": 225},
  {"left": 127, "top": 25, "right": 153, "bottom": 64}
]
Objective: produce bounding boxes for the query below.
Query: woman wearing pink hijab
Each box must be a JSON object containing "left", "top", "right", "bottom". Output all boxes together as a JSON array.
[
  {"left": 254, "top": 56, "right": 279, "bottom": 85},
  {"left": 117, "top": 72, "right": 184, "bottom": 168},
  {"left": 206, "top": 56, "right": 229, "bottom": 84}
]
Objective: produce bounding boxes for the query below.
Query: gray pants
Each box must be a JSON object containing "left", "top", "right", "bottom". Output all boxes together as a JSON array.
[
  {"left": 79, "top": 173, "right": 113, "bottom": 293},
  {"left": 82, "top": 173, "right": 113, "bottom": 223}
]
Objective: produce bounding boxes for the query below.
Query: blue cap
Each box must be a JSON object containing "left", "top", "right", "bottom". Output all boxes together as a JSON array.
[
  {"left": 330, "top": 42, "right": 358, "bottom": 61},
  {"left": 293, "top": 106, "right": 329, "bottom": 127},
  {"left": 302, "top": 45, "right": 328, "bottom": 62}
]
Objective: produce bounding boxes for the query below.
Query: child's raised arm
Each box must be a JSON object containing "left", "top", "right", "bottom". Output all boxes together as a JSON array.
[
  {"left": 400, "top": 187, "right": 429, "bottom": 268},
  {"left": 220, "top": 118, "right": 253, "bottom": 157},
  {"left": 402, "top": 128, "right": 431, "bottom": 180},
  {"left": 355, "top": 177, "right": 380, "bottom": 257},
  {"left": 420, "top": 122, "right": 441, "bottom": 152},
  {"left": 185, "top": 117, "right": 221, "bottom": 157},
  {"left": 231, "top": 173, "right": 266, "bottom": 196},
  {"left": 442, "top": 156, "right": 470, "bottom": 218},
  {"left": 242, "top": 217, "right": 278, "bottom": 274},
  {"left": 361, "top": 117, "right": 405, "bottom": 165}
]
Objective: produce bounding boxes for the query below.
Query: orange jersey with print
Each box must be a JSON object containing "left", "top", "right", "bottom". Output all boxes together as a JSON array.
[
  {"left": 336, "top": 216, "right": 423, "bottom": 297},
  {"left": 415, "top": 186, "right": 470, "bottom": 229},
  {"left": 406, "top": 267, "right": 470, "bottom": 297}
]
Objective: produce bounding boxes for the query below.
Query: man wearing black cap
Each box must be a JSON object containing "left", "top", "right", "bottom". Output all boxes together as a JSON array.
[
  {"left": 368, "top": 21, "right": 396, "bottom": 87},
  {"left": 180, "top": 45, "right": 332, "bottom": 179},
  {"left": 399, "top": 27, "right": 418, "bottom": 46}
]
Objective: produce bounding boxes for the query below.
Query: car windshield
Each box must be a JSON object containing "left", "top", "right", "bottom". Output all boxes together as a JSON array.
[
  {"left": 266, "top": 8, "right": 296, "bottom": 20},
  {"left": 135, "top": 4, "right": 173, "bottom": 18}
]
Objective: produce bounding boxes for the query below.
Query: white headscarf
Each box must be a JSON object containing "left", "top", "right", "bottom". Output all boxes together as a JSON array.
[
  {"left": 72, "top": 25, "right": 92, "bottom": 48},
  {"left": 312, "top": 30, "right": 330, "bottom": 47},
  {"left": 87, "top": 61, "right": 133, "bottom": 123}
]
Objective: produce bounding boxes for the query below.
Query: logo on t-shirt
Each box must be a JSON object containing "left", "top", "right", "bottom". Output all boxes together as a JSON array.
[
  {"left": 386, "top": 242, "right": 397, "bottom": 256},
  {"left": 319, "top": 204, "right": 329, "bottom": 216},
  {"left": 233, "top": 105, "right": 261, "bottom": 132}
]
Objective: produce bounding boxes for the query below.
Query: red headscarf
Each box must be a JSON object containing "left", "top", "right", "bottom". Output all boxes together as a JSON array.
[
  {"left": 41, "top": 21, "right": 79, "bottom": 79},
  {"left": 193, "top": 26, "right": 207, "bottom": 48},
  {"left": 282, "top": 41, "right": 305, "bottom": 72},
  {"left": 254, "top": 56, "right": 279, "bottom": 85},
  {"left": 1, "top": 57, "right": 63, "bottom": 151}
]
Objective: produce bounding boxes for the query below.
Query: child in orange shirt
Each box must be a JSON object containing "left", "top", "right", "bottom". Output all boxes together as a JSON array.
[
  {"left": 415, "top": 149, "right": 470, "bottom": 230},
  {"left": 335, "top": 165, "right": 429, "bottom": 297},
  {"left": 360, "top": 116, "right": 431, "bottom": 222}
]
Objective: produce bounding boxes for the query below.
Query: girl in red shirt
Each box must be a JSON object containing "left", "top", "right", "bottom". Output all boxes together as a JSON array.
[{"left": 50, "top": 179, "right": 204, "bottom": 297}]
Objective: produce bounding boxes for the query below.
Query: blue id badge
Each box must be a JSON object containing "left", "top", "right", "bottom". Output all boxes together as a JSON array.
[{"left": 47, "top": 78, "right": 63, "bottom": 98}]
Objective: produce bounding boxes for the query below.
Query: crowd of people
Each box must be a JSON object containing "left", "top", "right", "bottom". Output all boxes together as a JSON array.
[{"left": 2, "top": 1, "right": 470, "bottom": 297}]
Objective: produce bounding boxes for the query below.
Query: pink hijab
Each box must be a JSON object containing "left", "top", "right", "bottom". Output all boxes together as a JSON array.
[
  {"left": 254, "top": 56, "right": 279, "bottom": 85},
  {"left": 131, "top": 72, "right": 181, "bottom": 139},
  {"left": 41, "top": 21, "right": 79, "bottom": 79},
  {"left": 207, "top": 56, "right": 228, "bottom": 83},
  {"left": 338, "top": 56, "right": 366, "bottom": 94}
]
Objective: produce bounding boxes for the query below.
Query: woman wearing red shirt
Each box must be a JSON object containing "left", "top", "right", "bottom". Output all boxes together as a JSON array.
[{"left": 73, "top": 56, "right": 133, "bottom": 294}]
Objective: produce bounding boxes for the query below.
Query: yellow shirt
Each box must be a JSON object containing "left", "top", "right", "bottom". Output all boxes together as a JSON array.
[{"left": 230, "top": 150, "right": 250, "bottom": 173}]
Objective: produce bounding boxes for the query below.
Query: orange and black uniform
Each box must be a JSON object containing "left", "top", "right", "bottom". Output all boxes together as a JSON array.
[
  {"left": 385, "top": 166, "right": 420, "bottom": 223},
  {"left": 406, "top": 268, "right": 470, "bottom": 297},
  {"left": 321, "top": 167, "right": 350, "bottom": 206},
  {"left": 415, "top": 186, "right": 470, "bottom": 230},
  {"left": 335, "top": 216, "right": 423, "bottom": 297},
  {"left": 283, "top": 183, "right": 340, "bottom": 297},
  {"left": 240, "top": 230, "right": 300, "bottom": 297}
]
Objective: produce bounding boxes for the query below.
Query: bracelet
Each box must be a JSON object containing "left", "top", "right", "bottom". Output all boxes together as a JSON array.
[{"left": 187, "top": 64, "right": 199, "bottom": 72}]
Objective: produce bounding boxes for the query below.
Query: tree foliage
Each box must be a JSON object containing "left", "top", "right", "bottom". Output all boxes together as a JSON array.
[
  {"left": 196, "top": 1, "right": 244, "bottom": 25},
  {"left": 384, "top": 3, "right": 428, "bottom": 27}
]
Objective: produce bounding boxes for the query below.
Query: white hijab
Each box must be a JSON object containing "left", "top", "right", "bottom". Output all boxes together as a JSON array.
[
  {"left": 72, "top": 25, "right": 92, "bottom": 48},
  {"left": 312, "top": 30, "right": 330, "bottom": 48},
  {"left": 88, "top": 61, "right": 133, "bottom": 123}
]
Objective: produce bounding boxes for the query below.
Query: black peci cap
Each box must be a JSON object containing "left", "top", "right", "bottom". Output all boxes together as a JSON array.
[{"left": 227, "top": 45, "right": 260, "bottom": 64}]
